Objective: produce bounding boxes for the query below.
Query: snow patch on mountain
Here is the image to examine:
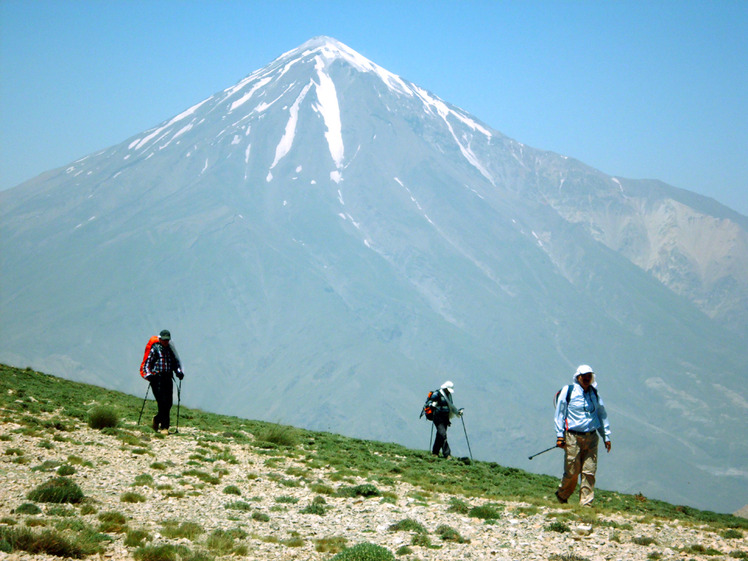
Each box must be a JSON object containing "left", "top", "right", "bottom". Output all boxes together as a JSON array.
[
  {"left": 269, "top": 82, "right": 313, "bottom": 174},
  {"left": 130, "top": 99, "right": 209, "bottom": 151},
  {"left": 229, "top": 77, "right": 272, "bottom": 112},
  {"left": 313, "top": 57, "right": 344, "bottom": 170}
]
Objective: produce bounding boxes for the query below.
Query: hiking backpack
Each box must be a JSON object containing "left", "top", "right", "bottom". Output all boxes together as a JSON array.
[
  {"left": 420, "top": 390, "right": 439, "bottom": 420},
  {"left": 139, "top": 335, "right": 160, "bottom": 379}
]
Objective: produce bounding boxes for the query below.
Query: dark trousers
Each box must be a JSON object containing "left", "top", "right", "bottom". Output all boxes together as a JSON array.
[
  {"left": 432, "top": 415, "right": 451, "bottom": 457},
  {"left": 150, "top": 374, "right": 173, "bottom": 430}
]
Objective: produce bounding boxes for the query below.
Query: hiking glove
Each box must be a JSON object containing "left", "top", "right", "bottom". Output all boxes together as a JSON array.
[
  {"left": 176, "top": 371, "right": 184, "bottom": 380},
  {"left": 556, "top": 438, "right": 566, "bottom": 448},
  {"left": 458, "top": 408, "right": 464, "bottom": 417}
]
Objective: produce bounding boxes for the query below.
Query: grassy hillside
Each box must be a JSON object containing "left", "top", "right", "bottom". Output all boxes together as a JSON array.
[{"left": 0, "top": 364, "right": 745, "bottom": 560}]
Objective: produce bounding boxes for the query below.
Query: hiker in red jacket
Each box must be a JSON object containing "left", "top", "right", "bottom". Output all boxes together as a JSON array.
[{"left": 142, "top": 329, "right": 184, "bottom": 434}]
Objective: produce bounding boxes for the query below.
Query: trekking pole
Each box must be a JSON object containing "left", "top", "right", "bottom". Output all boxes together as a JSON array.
[
  {"left": 173, "top": 376, "right": 182, "bottom": 434},
  {"left": 528, "top": 445, "right": 557, "bottom": 460},
  {"left": 137, "top": 384, "right": 151, "bottom": 425},
  {"left": 460, "top": 415, "right": 473, "bottom": 461}
]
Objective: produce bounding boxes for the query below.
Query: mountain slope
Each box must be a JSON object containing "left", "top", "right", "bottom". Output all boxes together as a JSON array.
[
  {"left": 1, "top": 37, "right": 746, "bottom": 514},
  {"left": 1, "top": 365, "right": 746, "bottom": 561}
]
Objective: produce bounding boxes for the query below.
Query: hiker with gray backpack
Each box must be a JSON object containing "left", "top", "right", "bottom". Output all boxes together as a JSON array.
[
  {"left": 554, "top": 364, "right": 611, "bottom": 506},
  {"left": 420, "top": 380, "right": 464, "bottom": 459}
]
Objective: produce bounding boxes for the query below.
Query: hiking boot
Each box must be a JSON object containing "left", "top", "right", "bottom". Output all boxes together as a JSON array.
[
  {"left": 151, "top": 416, "right": 159, "bottom": 432},
  {"left": 555, "top": 491, "right": 568, "bottom": 504},
  {"left": 160, "top": 428, "right": 170, "bottom": 435}
]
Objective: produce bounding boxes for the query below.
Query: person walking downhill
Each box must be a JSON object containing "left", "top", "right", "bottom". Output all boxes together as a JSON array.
[
  {"left": 431, "top": 381, "right": 464, "bottom": 459},
  {"left": 554, "top": 364, "right": 611, "bottom": 506},
  {"left": 142, "top": 329, "right": 184, "bottom": 435}
]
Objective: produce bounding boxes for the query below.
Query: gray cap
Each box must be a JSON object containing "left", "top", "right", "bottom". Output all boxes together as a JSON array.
[{"left": 159, "top": 329, "right": 171, "bottom": 341}]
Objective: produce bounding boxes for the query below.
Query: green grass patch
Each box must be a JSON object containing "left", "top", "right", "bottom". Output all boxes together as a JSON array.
[
  {"left": 97, "top": 511, "right": 128, "bottom": 533},
  {"left": 27, "top": 477, "right": 84, "bottom": 504},
  {"left": 469, "top": 504, "right": 501, "bottom": 520},
  {"left": 88, "top": 406, "right": 119, "bottom": 429},
  {"left": 15, "top": 503, "right": 42, "bottom": 515},
  {"left": 436, "top": 524, "right": 469, "bottom": 543},
  {"left": 161, "top": 520, "right": 204, "bottom": 540},
  {"left": 388, "top": 518, "right": 427, "bottom": 534},
  {"left": 254, "top": 424, "right": 300, "bottom": 448},
  {"left": 222, "top": 485, "right": 241, "bottom": 495},
  {"left": 547, "top": 521, "right": 571, "bottom": 533},
  {"left": 330, "top": 542, "right": 395, "bottom": 560},
  {"left": 120, "top": 492, "right": 146, "bottom": 503},
  {"left": 337, "top": 484, "right": 380, "bottom": 498},
  {"left": 315, "top": 536, "right": 348, "bottom": 553}
]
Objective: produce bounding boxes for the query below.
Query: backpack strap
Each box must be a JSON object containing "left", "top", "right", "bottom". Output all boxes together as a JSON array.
[{"left": 562, "top": 384, "right": 572, "bottom": 431}]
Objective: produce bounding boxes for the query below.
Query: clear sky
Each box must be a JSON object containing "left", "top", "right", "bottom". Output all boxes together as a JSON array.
[{"left": 2, "top": 0, "right": 746, "bottom": 215}]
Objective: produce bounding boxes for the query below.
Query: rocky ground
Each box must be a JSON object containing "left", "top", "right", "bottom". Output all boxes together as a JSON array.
[{"left": 0, "top": 410, "right": 746, "bottom": 561}]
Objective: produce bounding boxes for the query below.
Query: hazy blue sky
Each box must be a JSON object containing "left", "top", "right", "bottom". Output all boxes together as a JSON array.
[{"left": 2, "top": 0, "right": 746, "bottom": 215}]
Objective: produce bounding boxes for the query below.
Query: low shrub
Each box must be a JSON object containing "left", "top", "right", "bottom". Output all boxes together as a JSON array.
[
  {"left": 27, "top": 477, "right": 84, "bottom": 504},
  {"left": 387, "top": 518, "right": 427, "bottom": 534},
  {"left": 310, "top": 483, "right": 335, "bottom": 495},
  {"left": 57, "top": 464, "right": 76, "bottom": 476},
  {"left": 205, "top": 528, "right": 246, "bottom": 555},
  {"left": 337, "top": 484, "right": 380, "bottom": 498},
  {"left": 15, "top": 503, "right": 42, "bottom": 515},
  {"left": 255, "top": 425, "right": 299, "bottom": 447},
  {"left": 224, "top": 501, "right": 252, "bottom": 511},
  {"left": 133, "top": 474, "right": 154, "bottom": 487},
  {"left": 0, "top": 526, "right": 89, "bottom": 558},
  {"left": 98, "top": 511, "right": 128, "bottom": 533},
  {"left": 47, "top": 505, "right": 75, "bottom": 517},
  {"left": 222, "top": 485, "right": 241, "bottom": 495},
  {"left": 88, "top": 406, "right": 118, "bottom": 430},
  {"left": 275, "top": 495, "right": 300, "bottom": 504},
  {"left": 315, "top": 536, "right": 347, "bottom": 553},
  {"left": 447, "top": 497, "right": 470, "bottom": 513},
  {"left": 722, "top": 529, "right": 743, "bottom": 539},
  {"left": 547, "top": 521, "right": 571, "bottom": 533},
  {"left": 469, "top": 504, "right": 501, "bottom": 520},
  {"left": 300, "top": 502, "right": 327, "bottom": 516},
  {"left": 161, "top": 521, "right": 204, "bottom": 540},
  {"left": 124, "top": 529, "right": 151, "bottom": 547},
  {"left": 410, "top": 532, "right": 432, "bottom": 547},
  {"left": 133, "top": 543, "right": 180, "bottom": 561},
  {"left": 120, "top": 492, "right": 146, "bottom": 503},
  {"left": 252, "top": 511, "right": 270, "bottom": 522},
  {"left": 331, "top": 542, "right": 395, "bottom": 560},
  {"left": 436, "top": 524, "right": 469, "bottom": 543}
]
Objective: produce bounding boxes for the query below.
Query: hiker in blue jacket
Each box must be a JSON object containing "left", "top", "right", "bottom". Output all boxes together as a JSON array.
[
  {"left": 554, "top": 364, "right": 611, "bottom": 506},
  {"left": 431, "top": 380, "right": 463, "bottom": 459},
  {"left": 143, "top": 329, "right": 184, "bottom": 434}
]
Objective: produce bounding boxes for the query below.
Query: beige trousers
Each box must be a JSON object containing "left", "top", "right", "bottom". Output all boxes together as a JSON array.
[{"left": 557, "top": 431, "right": 598, "bottom": 505}]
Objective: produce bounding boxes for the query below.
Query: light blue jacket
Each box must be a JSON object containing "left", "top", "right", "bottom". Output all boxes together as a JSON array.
[{"left": 554, "top": 382, "right": 611, "bottom": 441}]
